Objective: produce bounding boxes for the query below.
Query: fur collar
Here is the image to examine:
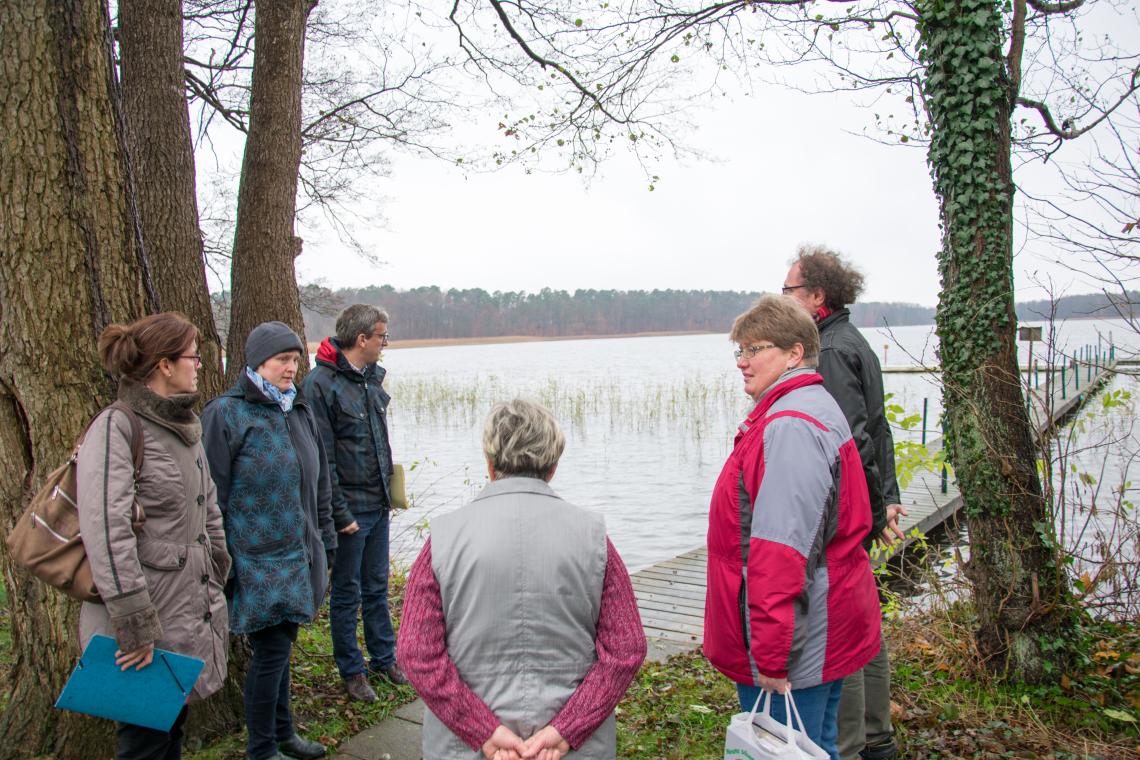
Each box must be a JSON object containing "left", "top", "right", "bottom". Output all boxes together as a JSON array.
[{"left": 118, "top": 379, "right": 202, "bottom": 445}]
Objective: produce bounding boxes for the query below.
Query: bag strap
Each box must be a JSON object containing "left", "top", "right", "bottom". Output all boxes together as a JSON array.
[
  {"left": 107, "top": 401, "right": 145, "bottom": 479},
  {"left": 74, "top": 401, "right": 146, "bottom": 478}
]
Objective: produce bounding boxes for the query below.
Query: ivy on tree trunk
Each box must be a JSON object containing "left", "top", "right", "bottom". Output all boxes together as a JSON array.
[{"left": 917, "top": 0, "right": 1076, "bottom": 681}]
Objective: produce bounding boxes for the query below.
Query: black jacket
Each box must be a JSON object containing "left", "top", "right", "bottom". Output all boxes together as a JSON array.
[
  {"left": 816, "top": 309, "right": 900, "bottom": 546},
  {"left": 301, "top": 337, "right": 393, "bottom": 528}
]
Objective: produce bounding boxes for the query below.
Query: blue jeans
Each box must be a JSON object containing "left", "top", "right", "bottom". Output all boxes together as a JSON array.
[
  {"left": 330, "top": 509, "right": 395, "bottom": 677},
  {"left": 737, "top": 679, "right": 844, "bottom": 760}
]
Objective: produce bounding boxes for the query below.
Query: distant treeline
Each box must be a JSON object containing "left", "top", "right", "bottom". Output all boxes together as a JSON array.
[{"left": 210, "top": 286, "right": 1138, "bottom": 343}]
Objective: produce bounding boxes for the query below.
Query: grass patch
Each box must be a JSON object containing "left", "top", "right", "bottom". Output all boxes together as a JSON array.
[{"left": 616, "top": 649, "right": 737, "bottom": 759}]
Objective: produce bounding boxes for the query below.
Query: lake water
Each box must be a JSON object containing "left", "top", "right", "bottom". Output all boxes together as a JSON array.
[{"left": 368, "top": 318, "right": 1139, "bottom": 572}]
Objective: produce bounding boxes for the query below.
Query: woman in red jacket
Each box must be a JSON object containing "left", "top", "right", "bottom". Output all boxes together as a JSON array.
[{"left": 704, "top": 295, "right": 881, "bottom": 759}]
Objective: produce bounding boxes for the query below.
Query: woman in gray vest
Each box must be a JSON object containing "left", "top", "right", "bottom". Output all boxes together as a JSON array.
[{"left": 397, "top": 399, "right": 647, "bottom": 760}]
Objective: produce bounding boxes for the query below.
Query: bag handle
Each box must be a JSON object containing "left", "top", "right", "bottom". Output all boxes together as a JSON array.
[
  {"left": 748, "top": 687, "right": 810, "bottom": 759},
  {"left": 783, "top": 690, "right": 809, "bottom": 755}
]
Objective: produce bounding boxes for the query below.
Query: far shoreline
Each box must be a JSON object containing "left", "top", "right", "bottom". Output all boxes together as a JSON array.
[{"left": 307, "top": 330, "right": 716, "bottom": 353}]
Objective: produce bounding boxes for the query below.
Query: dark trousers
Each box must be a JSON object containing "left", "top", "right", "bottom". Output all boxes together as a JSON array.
[
  {"left": 330, "top": 508, "right": 396, "bottom": 677},
  {"left": 245, "top": 621, "right": 299, "bottom": 760},
  {"left": 838, "top": 633, "right": 893, "bottom": 759},
  {"left": 116, "top": 706, "right": 188, "bottom": 760}
]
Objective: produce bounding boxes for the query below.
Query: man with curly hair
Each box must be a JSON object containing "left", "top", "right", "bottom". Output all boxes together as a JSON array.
[{"left": 782, "top": 245, "right": 906, "bottom": 760}]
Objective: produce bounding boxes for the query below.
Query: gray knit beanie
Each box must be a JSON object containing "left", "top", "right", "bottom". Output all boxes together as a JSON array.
[{"left": 245, "top": 321, "right": 305, "bottom": 370}]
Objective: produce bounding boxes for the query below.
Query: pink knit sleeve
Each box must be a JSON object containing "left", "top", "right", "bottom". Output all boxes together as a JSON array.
[
  {"left": 549, "top": 538, "right": 648, "bottom": 749},
  {"left": 395, "top": 538, "right": 500, "bottom": 752}
]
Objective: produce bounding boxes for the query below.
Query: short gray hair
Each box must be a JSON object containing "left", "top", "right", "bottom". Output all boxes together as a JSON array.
[
  {"left": 335, "top": 303, "right": 388, "bottom": 347},
  {"left": 482, "top": 399, "right": 565, "bottom": 479},
  {"left": 730, "top": 295, "right": 821, "bottom": 367}
]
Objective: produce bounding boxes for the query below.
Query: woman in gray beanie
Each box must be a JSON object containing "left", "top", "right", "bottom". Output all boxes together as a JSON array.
[{"left": 202, "top": 321, "right": 336, "bottom": 760}]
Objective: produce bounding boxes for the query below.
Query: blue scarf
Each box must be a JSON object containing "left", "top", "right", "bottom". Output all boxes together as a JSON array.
[{"left": 245, "top": 366, "right": 296, "bottom": 412}]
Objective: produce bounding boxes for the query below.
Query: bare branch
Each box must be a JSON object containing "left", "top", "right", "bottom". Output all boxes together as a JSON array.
[
  {"left": 486, "top": 0, "right": 632, "bottom": 125},
  {"left": 1017, "top": 65, "right": 1139, "bottom": 141},
  {"left": 185, "top": 69, "right": 247, "bottom": 132}
]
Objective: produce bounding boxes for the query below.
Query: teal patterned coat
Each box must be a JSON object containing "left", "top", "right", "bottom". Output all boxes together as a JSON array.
[{"left": 201, "top": 374, "right": 336, "bottom": 634}]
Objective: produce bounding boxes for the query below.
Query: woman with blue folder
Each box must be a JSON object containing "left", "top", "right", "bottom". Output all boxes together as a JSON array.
[{"left": 78, "top": 312, "right": 231, "bottom": 759}]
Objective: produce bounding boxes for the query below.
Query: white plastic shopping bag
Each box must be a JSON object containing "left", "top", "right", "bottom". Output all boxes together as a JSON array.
[{"left": 723, "top": 689, "right": 828, "bottom": 760}]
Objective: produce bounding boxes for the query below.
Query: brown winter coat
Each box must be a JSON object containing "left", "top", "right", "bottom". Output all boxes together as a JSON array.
[{"left": 77, "top": 380, "right": 231, "bottom": 701}]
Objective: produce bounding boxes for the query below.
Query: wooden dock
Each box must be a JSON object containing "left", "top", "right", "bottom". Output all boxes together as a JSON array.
[{"left": 634, "top": 358, "right": 1119, "bottom": 661}]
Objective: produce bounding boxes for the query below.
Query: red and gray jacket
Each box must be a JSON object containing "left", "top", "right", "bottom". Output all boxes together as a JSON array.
[{"left": 704, "top": 369, "right": 881, "bottom": 688}]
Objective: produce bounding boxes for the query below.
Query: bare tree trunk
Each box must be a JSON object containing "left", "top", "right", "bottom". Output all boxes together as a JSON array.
[
  {"left": 224, "top": 0, "right": 314, "bottom": 382},
  {"left": 118, "top": 0, "right": 225, "bottom": 400},
  {"left": 918, "top": 0, "right": 1075, "bottom": 681},
  {"left": 0, "top": 2, "right": 153, "bottom": 755}
]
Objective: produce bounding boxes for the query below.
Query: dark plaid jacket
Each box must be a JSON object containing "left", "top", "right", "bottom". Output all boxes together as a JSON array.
[{"left": 302, "top": 337, "right": 393, "bottom": 529}]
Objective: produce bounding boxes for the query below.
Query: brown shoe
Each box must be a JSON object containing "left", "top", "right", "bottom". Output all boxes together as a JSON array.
[
  {"left": 378, "top": 663, "right": 408, "bottom": 686},
  {"left": 343, "top": 672, "right": 378, "bottom": 702}
]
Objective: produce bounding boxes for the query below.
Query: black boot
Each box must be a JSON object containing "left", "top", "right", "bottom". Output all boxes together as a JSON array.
[
  {"left": 278, "top": 734, "right": 327, "bottom": 760},
  {"left": 861, "top": 737, "right": 899, "bottom": 760}
]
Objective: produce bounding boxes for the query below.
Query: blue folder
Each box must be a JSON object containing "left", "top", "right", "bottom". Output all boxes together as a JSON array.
[{"left": 55, "top": 634, "right": 205, "bottom": 731}]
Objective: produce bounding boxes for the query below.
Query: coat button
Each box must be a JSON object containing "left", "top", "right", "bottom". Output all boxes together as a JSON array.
[
  {"left": 196, "top": 458, "right": 203, "bottom": 470},
  {"left": 201, "top": 574, "right": 209, "bottom": 584},
  {"left": 178, "top": 557, "right": 186, "bottom": 568},
  {"left": 203, "top": 611, "right": 212, "bottom": 621},
  {"left": 197, "top": 494, "right": 205, "bottom": 505},
  {"left": 197, "top": 534, "right": 206, "bottom": 544}
]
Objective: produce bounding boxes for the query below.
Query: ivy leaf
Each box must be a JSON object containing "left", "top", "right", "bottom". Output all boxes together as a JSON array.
[{"left": 1103, "top": 708, "right": 1137, "bottom": 723}]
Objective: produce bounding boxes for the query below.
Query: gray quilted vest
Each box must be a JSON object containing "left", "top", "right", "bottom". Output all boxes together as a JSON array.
[{"left": 423, "top": 477, "right": 614, "bottom": 759}]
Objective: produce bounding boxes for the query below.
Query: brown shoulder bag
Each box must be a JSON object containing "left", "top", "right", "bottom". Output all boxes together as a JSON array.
[{"left": 5, "top": 401, "right": 145, "bottom": 602}]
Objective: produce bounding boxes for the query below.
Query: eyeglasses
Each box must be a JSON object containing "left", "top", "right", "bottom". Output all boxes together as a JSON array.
[
  {"left": 374, "top": 332, "right": 391, "bottom": 343},
  {"left": 179, "top": 355, "right": 202, "bottom": 367},
  {"left": 734, "top": 344, "right": 778, "bottom": 360},
  {"left": 781, "top": 284, "right": 809, "bottom": 295}
]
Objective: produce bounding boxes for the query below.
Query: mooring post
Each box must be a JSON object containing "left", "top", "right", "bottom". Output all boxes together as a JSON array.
[
  {"left": 940, "top": 419, "right": 948, "bottom": 494},
  {"left": 922, "top": 398, "right": 928, "bottom": 446},
  {"left": 1061, "top": 364, "right": 1067, "bottom": 399}
]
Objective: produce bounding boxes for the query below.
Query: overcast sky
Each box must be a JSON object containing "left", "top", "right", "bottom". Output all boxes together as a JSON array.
[
  {"left": 290, "top": 82, "right": 1123, "bottom": 307},
  {"left": 195, "top": 9, "right": 1134, "bottom": 310}
]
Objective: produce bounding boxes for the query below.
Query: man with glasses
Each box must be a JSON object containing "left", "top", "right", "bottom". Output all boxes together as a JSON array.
[
  {"left": 304, "top": 304, "right": 406, "bottom": 702},
  {"left": 782, "top": 246, "right": 905, "bottom": 760}
]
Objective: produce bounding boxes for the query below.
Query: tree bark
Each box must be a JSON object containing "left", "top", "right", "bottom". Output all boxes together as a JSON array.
[
  {"left": 918, "top": 0, "right": 1074, "bottom": 680},
  {"left": 0, "top": 2, "right": 152, "bottom": 755},
  {"left": 224, "top": 0, "right": 313, "bottom": 383},
  {"left": 118, "top": 0, "right": 225, "bottom": 400}
]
